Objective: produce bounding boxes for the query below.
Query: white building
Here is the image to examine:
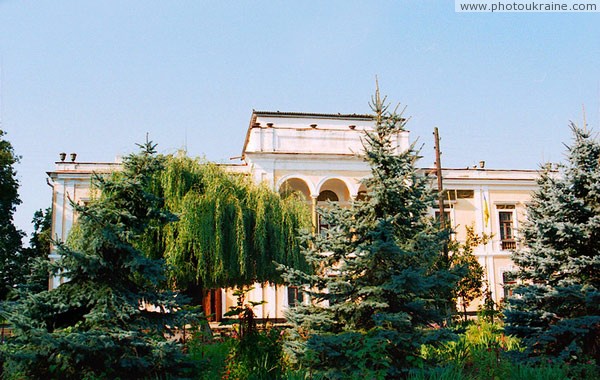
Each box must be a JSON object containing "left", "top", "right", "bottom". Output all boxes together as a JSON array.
[{"left": 47, "top": 111, "right": 538, "bottom": 319}]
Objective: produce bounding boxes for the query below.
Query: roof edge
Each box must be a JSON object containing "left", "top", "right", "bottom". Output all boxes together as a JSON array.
[
  {"left": 240, "top": 112, "right": 258, "bottom": 160},
  {"left": 253, "top": 111, "right": 375, "bottom": 120}
]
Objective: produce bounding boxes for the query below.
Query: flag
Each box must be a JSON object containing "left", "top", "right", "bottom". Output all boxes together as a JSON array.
[{"left": 483, "top": 194, "right": 490, "bottom": 227}]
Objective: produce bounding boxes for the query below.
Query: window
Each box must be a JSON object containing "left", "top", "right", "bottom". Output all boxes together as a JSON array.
[
  {"left": 456, "top": 190, "right": 474, "bottom": 199},
  {"left": 498, "top": 207, "right": 515, "bottom": 250},
  {"left": 356, "top": 190, "right": 368, "bottom": 201},
  {"left": 317, "top": 190, "right": 339, "bottom": 233},
  {"left": 434, "top": 210, "right": 451, "bottom": 228},
  {"left": 287, "top": 286, "right": 303, "bottom": 307},
  {"left": 443, "top": 189, "right": 474, "bottom": 200},
  {"left": 317, "top": 190, "right": 338, "bottom": 202},
  {"left": 502, "top": 271, "right": 516, "bottom": 299}
]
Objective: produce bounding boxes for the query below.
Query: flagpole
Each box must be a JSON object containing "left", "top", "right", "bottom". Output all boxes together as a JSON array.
[{"left": 434, "top": 127, "right": 449, "bottom": 264}]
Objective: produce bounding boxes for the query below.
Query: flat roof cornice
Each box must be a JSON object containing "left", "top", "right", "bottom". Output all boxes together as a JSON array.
[{"left": 253, "top": 111, "right": 375, "bottom": 120}]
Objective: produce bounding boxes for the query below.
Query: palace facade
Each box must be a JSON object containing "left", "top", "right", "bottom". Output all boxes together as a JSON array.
[{"left": 47, "top": 111, "right": 538, "bottom": 320}]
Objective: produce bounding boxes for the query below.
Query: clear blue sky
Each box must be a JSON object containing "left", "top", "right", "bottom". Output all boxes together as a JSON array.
[{"left": 1, "top": 1, "right": 599, "bottom": 236}]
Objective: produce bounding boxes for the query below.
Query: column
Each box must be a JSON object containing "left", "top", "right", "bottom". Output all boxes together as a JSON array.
[{"left": 311, "top": 195, "right": 318, "bottom": 234}]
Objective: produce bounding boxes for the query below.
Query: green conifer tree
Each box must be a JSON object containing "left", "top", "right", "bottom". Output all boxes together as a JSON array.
[
  {"left": 505, "top": 124, "right": 600, "bottom": 364},
  {"left": 1, "top": 141, "right": 197, "bottom": 379},
  {"left": 280, "top": 90, "right": 458, "bottom": 379}
]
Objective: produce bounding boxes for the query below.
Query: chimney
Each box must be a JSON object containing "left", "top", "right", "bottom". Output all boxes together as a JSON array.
[
  {"left": 70, "top": 153, "right": 77, "bottom": 162},
  {"left": 59, "top": 152, "right": 66, "bottom": 162}
]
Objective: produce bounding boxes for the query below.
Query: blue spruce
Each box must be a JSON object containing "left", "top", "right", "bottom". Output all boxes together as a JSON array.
[
  {"left": 505, "top": 124, "right": 600, "bottom": 365},
  {"left": 1, "top": 141, "right": 198, "bottom": 379},
  {"left": 280, "top": 90, "right": 457, "bottom": 379}
]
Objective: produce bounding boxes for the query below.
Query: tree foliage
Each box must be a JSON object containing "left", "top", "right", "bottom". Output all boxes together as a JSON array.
[
  {"left": 0, "top": 129, "right": 25, "bottom": 301},
  {"left": 139, "top": 155, "right": 310, "bottom": 299},
  {"left": 505, "top": 124, "right": 600, "bottom": 364},
  {"left": 449, "top": 225, "right": 489, "bottom": 322},
  {"left": 280, "top": 90, "right": 459, "bottom": 379},
  {"left": 14, "top": 208, "right": 54, "bottom": 296},
  {"left": 1, "top": 141, "right": 197, "bottom": 379},
  {"left": 29, "top": 207, "right": 52, "bottom": 258}
]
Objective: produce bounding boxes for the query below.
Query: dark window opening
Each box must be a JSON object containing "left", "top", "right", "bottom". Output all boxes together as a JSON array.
[
  {"left": 499, "top": 211, "right": 515, "bottom": 250},
  {"left": 502, "top": 271, "right": 517, "bottom": 299},
  {"left": 318, "top": 190, "right": 339, "bottom": 234},
  {"left": 356, "top": 190, "right": 368, "bottom": 201},
  {"left": 317, "top": 190, "right": 339, "bottom": 202},
  {"left": 287, "top": 286, "right": 303, "bottom": 307},
  {"left": 434, "top": 210, "right": 451, "bottom": 228},
  {"left": 443, "top": 189, "right": 474, "bottom": 200}
]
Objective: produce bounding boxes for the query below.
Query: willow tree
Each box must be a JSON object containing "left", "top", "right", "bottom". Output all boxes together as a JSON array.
[{"left": 141, "top": 155, "right": 310, "bottom": 303}]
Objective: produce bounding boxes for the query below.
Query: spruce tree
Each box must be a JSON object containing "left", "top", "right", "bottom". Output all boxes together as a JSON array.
[
  {"left": 280, "top": 90, "right": 457, "bottom": 379},
  {"left": 505, "top": 124, "right": 600, "bottom": 364},
  {"left": 1, "top": 141, "right": 197, "bottom": 379}
]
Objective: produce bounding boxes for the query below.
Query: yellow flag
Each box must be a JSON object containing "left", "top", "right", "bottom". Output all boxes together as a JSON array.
[{"left": 483, "top": 194, "right": 490, "bottom": 227}]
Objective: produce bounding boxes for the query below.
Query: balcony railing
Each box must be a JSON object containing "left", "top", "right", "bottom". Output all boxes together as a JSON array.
[{"left": 501, "top": 239, "right": 517, "bottom": 250}]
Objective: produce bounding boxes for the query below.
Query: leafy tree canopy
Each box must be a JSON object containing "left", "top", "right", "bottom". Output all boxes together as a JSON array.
[
  {"left": 17, "top": 208, "right": 53, "bottom": 295},
  {"left": 449, "top": 225, "right": 489, "bottom": 322},
  {"left": 0, "top": 129, "right": 25, "bottom": 301},
  {"left": 139, "top": 154, "right": 310, "bottom": 299}
]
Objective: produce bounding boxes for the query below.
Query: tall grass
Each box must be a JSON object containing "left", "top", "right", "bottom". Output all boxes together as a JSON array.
[{"left": 413, "top": 320, "right": 598, "bottom": 380}]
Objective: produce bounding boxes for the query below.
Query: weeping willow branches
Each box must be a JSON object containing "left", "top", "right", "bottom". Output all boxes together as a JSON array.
[{"left": 140, "top": 155, "right": 310, "bottom": 291}]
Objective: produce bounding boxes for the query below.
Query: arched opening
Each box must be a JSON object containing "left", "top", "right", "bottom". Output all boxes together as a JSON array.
[
  {"left": 317, "top": 178, "right": 350, "bottom": 234},
  {"left": 278, "top": 178, "right": 311, "bottom": 202},
  {"left": 318, "top": 178, "right": 350, "bottom": 203},
  {"left": 317, "top": 190, "right": 339, "bottom": 202},
  {"left": 356, "top": 183, "right": 369, "bottom": 201}
]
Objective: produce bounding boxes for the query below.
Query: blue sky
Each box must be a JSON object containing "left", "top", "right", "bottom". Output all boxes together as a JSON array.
[{"left": 1, "top": 1, "right": 599, "bottom": 235}]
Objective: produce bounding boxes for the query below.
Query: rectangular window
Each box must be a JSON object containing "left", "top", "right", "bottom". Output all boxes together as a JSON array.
[
  {"left": 443, "top": 189, "right": 474, "bottom": 200},
  {"left": 502, "top": 271, "right": 516, "bottom": 299},
  {"left": 287, "top": 286, "right": 303, "bottom": 307},
  {"left": 499, "top": 211, "right": 515, "bottom": 250},
  {"left": 434, "top": 210, "right": 451, "bottom": 225},
  {"left": 318, "top": 214, "right": 331, "bottom": 235},
  {"left": 433, "top": 210, "right": 453, "bottom": 233},
  {"left": 456, "top": 190, "right": 474, "bottom": 199}
]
